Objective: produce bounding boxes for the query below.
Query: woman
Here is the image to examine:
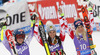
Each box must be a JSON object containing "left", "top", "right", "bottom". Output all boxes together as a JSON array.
[
  {"left": 63, "top": 18, "right": 93, "bottom": 55},
  {"left": 1, "top": 3, "right": 39, "bottom": 54},
  {"left": 46, "top": 20, "right": 66, "bottom": 55},
  {"left": 33, "top": 9, "right": 66, "bottom": 55},
  {"left": 73, "top": 19, "right": 91, "bottom": 55},
  {"left": 2, "top": 12, "right": 38, "bottom": 55},
  {"left": 2, "top": 28, "right": 34, "bottom": 55}
]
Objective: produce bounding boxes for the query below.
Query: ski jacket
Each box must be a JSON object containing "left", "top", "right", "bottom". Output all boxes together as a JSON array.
[
  {"left": 49, "top": 41, "right": 64, "bottom": 55},
  {"left": 74, "top": 34, "right": 91, "bottom": 55},
  {"left": 33, "top": 16, "right": 66, "bottom": 55},
  {"left": 2, "top": 24, "right": 35, "bottom": 55},
  {"left": 65, "top": 13, "right": 94, "bottom": 55}
]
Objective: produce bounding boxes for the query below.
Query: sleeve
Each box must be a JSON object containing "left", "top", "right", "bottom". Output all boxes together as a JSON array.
[
  {"left": 25, "top": 24, "right": 35, "bottom": 45},
  {"left": 64, "top": 18, "right": 74, "bottom": 39},
  {"left": 33, "top": 21, "right": 44, "bottom": 46},
  {"left": 58, "top": 14, "right": 74, "bottom": 40},
  {"left": 58, "top": 16, "right": 66, "bottom": 42},
  {"left": 2, "top": 33, "right": 13, "bottom": 55},
  {"left": 66, "top": 24, "right": 74, "bottom": 39}
]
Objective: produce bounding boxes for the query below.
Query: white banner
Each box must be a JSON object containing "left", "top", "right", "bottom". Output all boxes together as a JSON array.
[
  {"left": 0, "top": 0, "right": 31, "bottom": 33},
  {"left": 89, "top": 0, "right": 100, "bottom": 23}
]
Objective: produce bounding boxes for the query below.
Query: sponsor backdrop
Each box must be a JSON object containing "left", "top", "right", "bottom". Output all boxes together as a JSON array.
[
  {"left": 28, "top": 0, "right": 100, "bottom": 32},
  {"left": 1, "top": 0, "right": 100, "bottom": 33},
  {"left": 0, "top": 0, "right": 100, "bottom": 55}
]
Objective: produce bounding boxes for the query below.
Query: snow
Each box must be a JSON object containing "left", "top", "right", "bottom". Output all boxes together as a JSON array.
[{"left": 0, "top": 32, "right": 100, "bottom": 55}]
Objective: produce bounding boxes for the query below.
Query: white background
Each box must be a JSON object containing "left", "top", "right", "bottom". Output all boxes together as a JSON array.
[{"left": 0, "top": 32, "right": 100, "bottom": 55}]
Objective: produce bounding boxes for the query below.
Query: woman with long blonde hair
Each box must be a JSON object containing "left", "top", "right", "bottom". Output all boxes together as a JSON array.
[
  {"left": 75, "top": 19, "right": 87, "bottom": 41},
  {"left": 67, "top": 19, "right": 91, "bottom": 55}
]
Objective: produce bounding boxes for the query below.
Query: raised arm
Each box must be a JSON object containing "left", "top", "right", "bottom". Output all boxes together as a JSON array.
[
  {"left": 34, "top": 21, "right": 43, "bottom": 46},
  {"left": 58, "top": 8, "right": 74, "bottom": 40},
  {"left": 2, "top": 33, "right": 13, "bottom": 55},
  {"left": 58, "top": 16, "right": 74, "bottom": 40},
  {"left": 25, "top": 24, "right": 35, "bottom": 45},
  {"left": 64, "top": 19, "right": 74, "bottom": 39},
  {"left": 58, "top": 16, "right": 66, "bottom": 41}
]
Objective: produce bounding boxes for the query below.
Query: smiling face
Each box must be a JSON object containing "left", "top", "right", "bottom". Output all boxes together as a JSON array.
[
  {"left": 16, "top": 34, "right": 25, "bottom": 44},
  {"left": 77, "top": 25, "right": 84, "bottom": 34},
  {"left": 17, "top": 38, "right": 24, "bottom": 44},
  {"left": 48, "top": 30, "right": 56, "bottom": 38}
]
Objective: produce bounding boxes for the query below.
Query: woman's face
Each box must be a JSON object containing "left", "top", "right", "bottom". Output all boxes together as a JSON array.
[
  {"left": 77, "top": 25, "right": 84, "bottom": 33},
  {"left": 48, "top": 30, "right": 56, "bottom": 38},
  {"left": 17, "top": 38, "right": 24, "bottom": 44}
]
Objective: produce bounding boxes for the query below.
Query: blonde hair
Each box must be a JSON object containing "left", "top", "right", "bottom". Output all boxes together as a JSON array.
[{"left": 75, "top": 19, "right": 87, "bottom": 41}]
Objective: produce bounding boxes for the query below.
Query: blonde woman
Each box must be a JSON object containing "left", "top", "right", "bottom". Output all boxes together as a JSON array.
[
  {"left": 61, "top": 17, "right": 92, "bottom": 55},
  {"left": 73, "top": 19, "right": 91, "bottom": 55}
]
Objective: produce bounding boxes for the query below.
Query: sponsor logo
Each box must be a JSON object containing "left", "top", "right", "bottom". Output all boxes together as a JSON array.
[
  {"left": 17, "top": 44, "right": 28, "bottom": 54},
  {"left": 18, "top": 29, "right": 23, "bottom": 32},
  {"left": 49, "top": 43, "right": 60, "bottom": 51},
  {"left": 75, "top": 21, "right": 81, "bottom": 25},
  {"left": 6, "top": 11, "right": 26, "bottom": 26},
  {"left": 80, "top": 49, "right": 91, "bottom": 55}
]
